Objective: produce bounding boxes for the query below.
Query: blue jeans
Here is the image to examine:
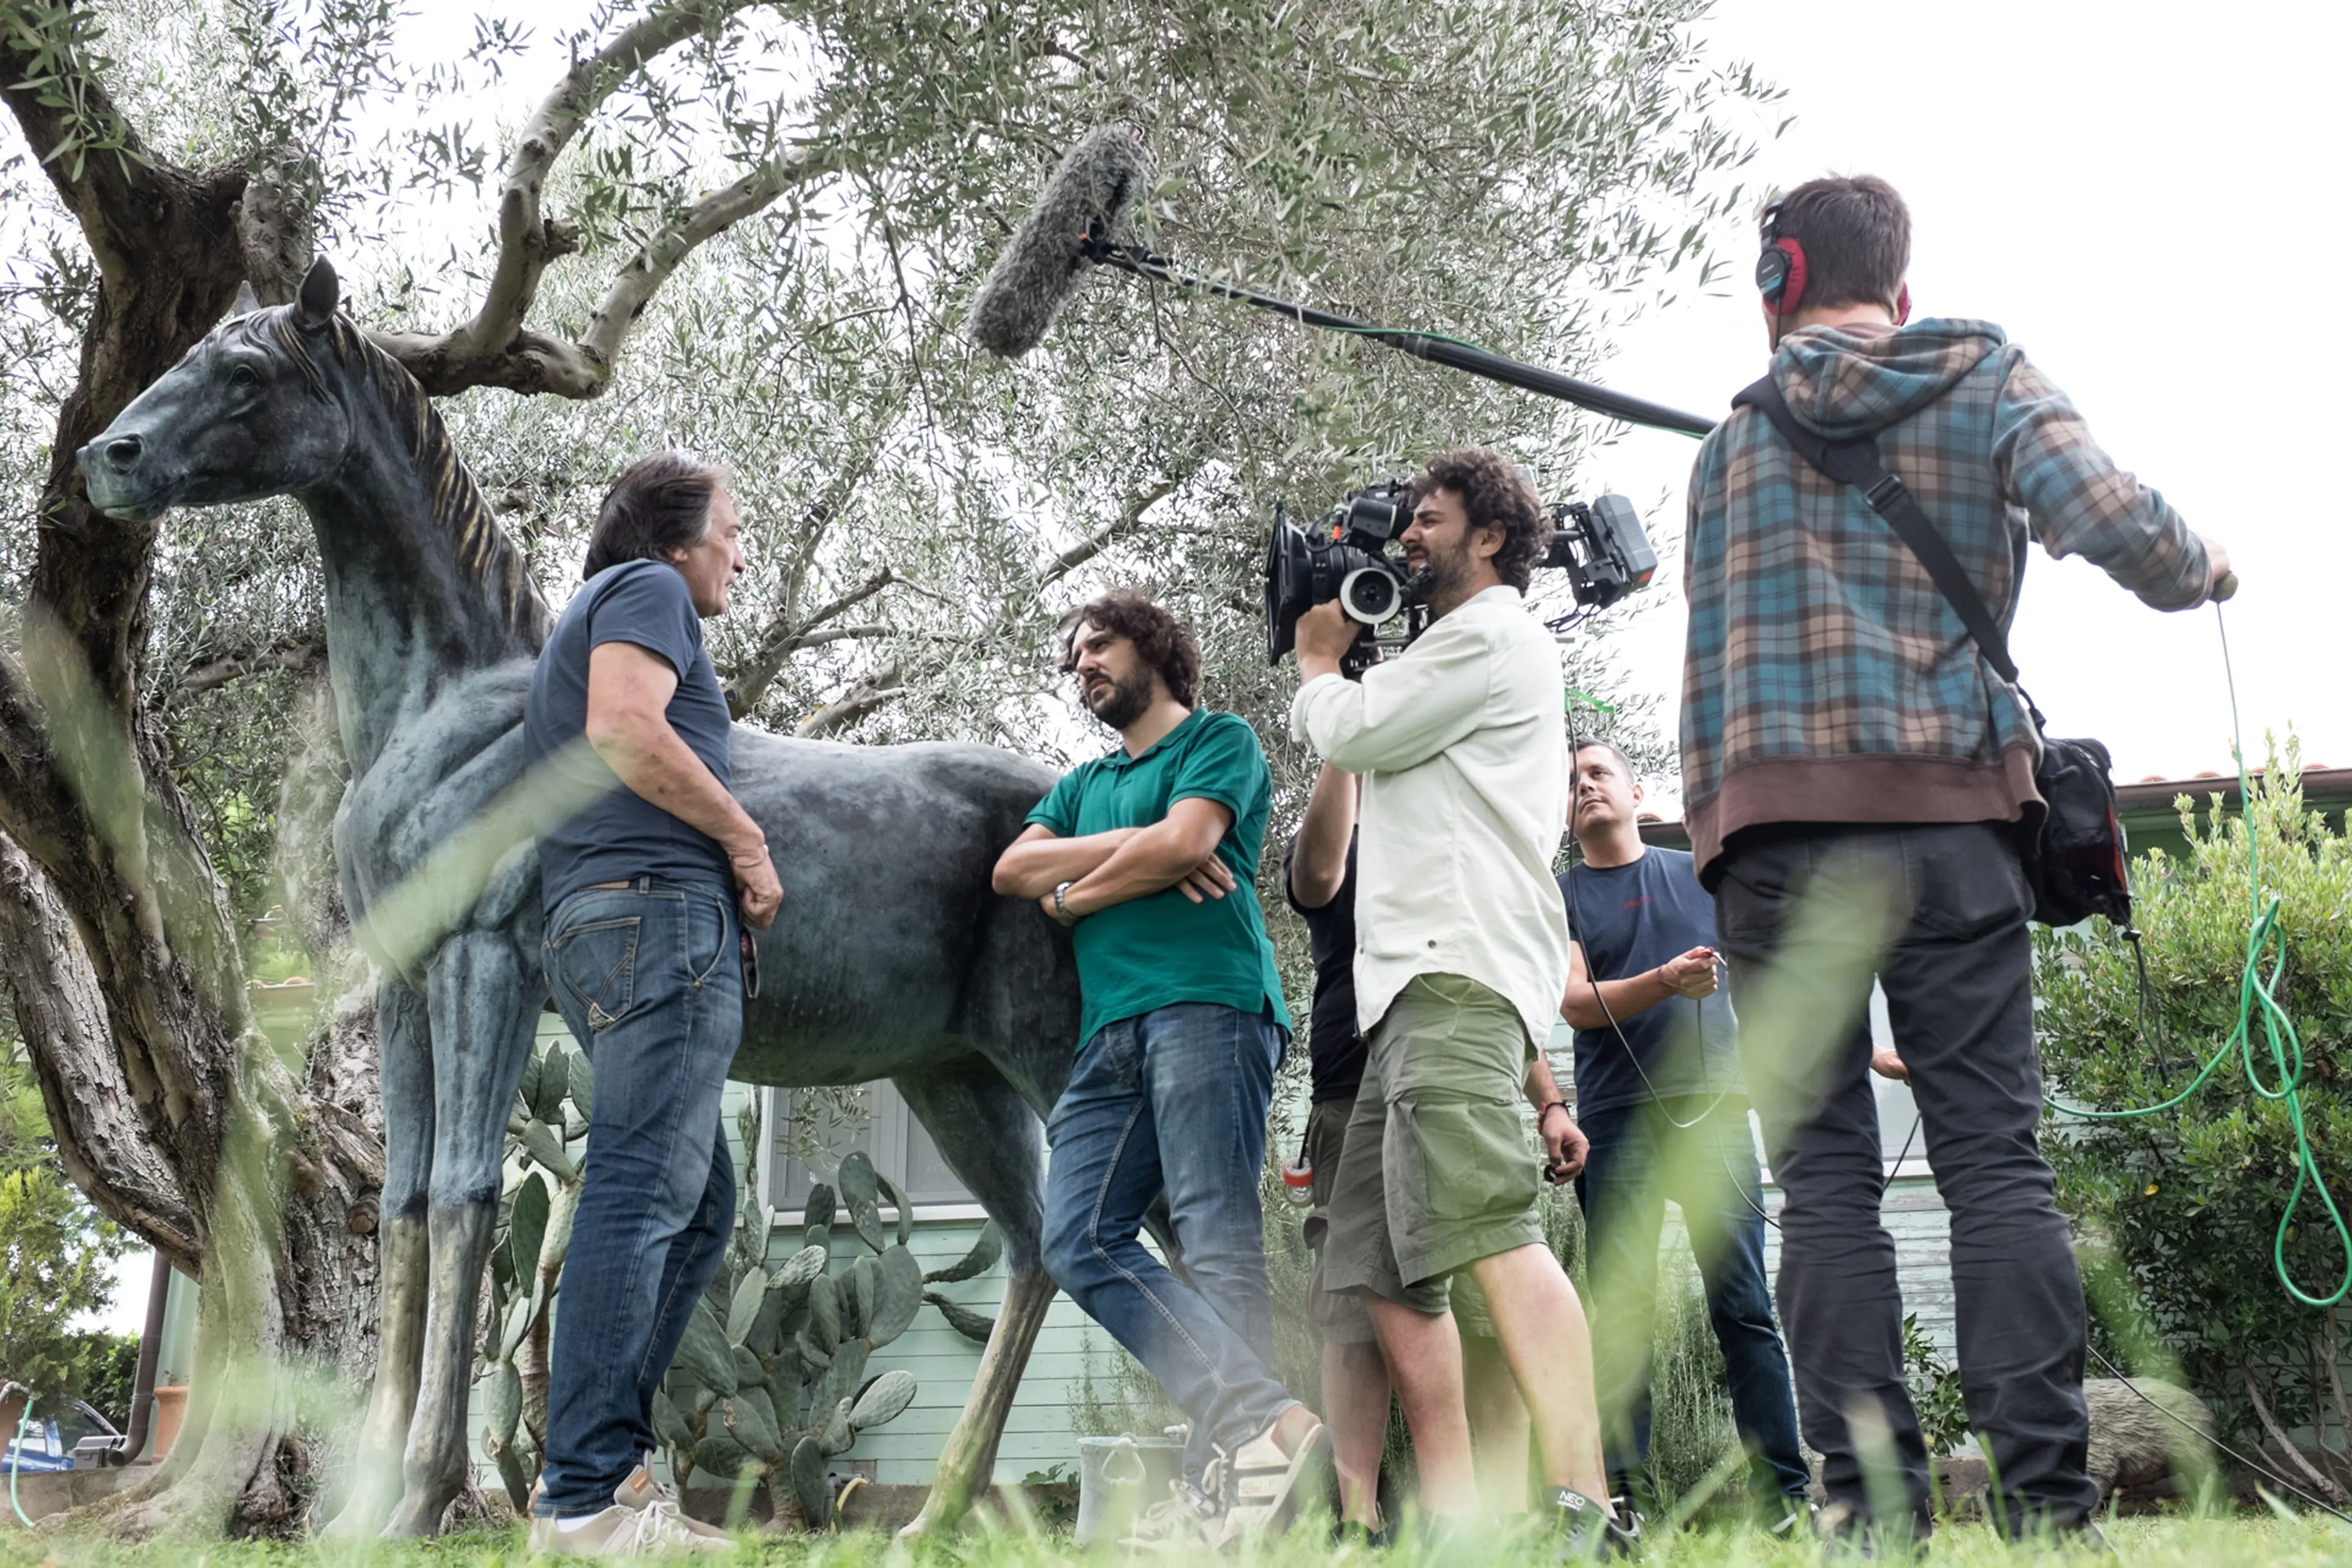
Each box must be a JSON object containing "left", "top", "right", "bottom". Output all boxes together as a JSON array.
[
  {"left": 1042, "top": 1003, "right": 1297, "bottom": 1485},
  {"left": 1576, "top": 1095, "right": 1808, "bottom": 1502},
  {"left": 537, "top": 878, "right": 743, "bottom": 1517}
]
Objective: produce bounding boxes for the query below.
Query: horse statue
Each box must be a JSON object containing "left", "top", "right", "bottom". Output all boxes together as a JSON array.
[{"left": 77, "top": 259, "right": 1080, "bottom": 1537}]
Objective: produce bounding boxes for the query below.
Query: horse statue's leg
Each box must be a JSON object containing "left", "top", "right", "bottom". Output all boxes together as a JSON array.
[
  {"left": 893, "top": 1061, "right": 1059, "bottom": 1537},
  {"left": 383, "top": 929, "right": 541, "bottom": 1537},
  {"left": 324, "top": 980, "right": 435, "bottom": 1537}
]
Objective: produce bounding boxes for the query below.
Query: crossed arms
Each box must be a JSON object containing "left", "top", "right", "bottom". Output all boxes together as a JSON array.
[{"left": 992, "top": 797, "right": 1238, "bottom": 920}]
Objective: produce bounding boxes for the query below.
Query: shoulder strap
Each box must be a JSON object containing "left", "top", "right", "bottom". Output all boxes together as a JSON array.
[{"left": 1731, "top": 375, "right": 2022, "bottom": 688}]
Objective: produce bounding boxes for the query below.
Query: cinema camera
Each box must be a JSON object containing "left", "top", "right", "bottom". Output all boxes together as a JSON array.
[{"left": 1263, "top": 479, "right": 1659, "bottom": 668}]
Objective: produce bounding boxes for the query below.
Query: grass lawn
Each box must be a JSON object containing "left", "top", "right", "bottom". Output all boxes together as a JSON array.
[{"left": 1, "top": 1515, "right": 2346, "bottom": 1567}]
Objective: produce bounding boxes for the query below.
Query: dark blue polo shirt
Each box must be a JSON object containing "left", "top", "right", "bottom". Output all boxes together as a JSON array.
[{"left": 525, "top": 559, "right": 734, "bottom": 907}]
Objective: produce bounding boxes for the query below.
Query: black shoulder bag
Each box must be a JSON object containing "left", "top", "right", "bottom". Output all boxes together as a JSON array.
[{"left": 1731, "top": 376, "right": 2131, "bottom": 928}]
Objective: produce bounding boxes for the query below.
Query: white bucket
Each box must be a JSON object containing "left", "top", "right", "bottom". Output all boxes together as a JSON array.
[{"left": 1073, "top": 1434, "right": 1186, "bottom": 1545}]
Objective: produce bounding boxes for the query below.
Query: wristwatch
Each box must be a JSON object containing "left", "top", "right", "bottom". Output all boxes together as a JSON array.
[{"left": 1052, "top": 881, "right": 1079, "bottom": 927}]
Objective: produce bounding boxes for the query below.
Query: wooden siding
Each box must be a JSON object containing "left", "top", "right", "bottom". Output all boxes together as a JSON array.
[{"left": 466, "top": 1015, "right": 1965, "bottom": 1493}]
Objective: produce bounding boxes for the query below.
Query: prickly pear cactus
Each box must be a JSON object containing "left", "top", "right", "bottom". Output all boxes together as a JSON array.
[
  {"left": 474, "top": 1034, "right": 593, "bottom": 1509},
  {"left": 659, "top": 1128, "right": 1004, "bottom": 1528},
  {"left": 469, "top": 1065, "right": 1006, "bottom": 1528}
]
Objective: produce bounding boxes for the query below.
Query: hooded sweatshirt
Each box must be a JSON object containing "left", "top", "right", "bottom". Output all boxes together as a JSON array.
[{"left": 1679, "top": 319, "right": 2210, "bottom": 882}]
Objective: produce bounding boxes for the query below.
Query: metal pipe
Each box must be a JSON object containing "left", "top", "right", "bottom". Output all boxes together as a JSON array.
[{"left": 118, "top": 1252, "right": 170, "bottom": 1465}]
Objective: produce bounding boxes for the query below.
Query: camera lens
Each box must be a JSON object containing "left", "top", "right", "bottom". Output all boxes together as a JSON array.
[{"left": 1340, "top": 566, "right": 1400, "bottom": 624}]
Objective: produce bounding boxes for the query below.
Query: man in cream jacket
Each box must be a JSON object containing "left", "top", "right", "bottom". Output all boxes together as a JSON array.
[{"left": 1291, "top": 449, "right": 1633, "bottom": 1558}]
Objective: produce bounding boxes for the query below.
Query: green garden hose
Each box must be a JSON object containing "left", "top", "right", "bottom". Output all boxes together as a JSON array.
[{"left": 2047, "top": 604, "right": 2351, "bottom": 1309}]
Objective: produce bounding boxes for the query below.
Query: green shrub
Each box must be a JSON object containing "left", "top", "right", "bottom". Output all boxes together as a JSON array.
[
  {"left": 2035, "top": 741, "right": 2352, "bottom": 1452},
  {"left": 0, "top": 1045, "right": 127, "bottom": 1408}
]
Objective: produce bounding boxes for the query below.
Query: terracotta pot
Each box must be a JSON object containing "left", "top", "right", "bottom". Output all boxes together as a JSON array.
[{"left": 151, "top": 1386, "right": 189, "bottom": 1462}]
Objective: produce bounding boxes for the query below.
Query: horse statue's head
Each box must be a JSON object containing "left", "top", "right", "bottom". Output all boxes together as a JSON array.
[{"left": 80, "top": 259, "right": 362, "bottom": 521}]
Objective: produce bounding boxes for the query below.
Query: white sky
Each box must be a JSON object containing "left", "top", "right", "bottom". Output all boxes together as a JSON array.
[{"left": 1590, "top": 0, "right": 2351, "bottom": 809}]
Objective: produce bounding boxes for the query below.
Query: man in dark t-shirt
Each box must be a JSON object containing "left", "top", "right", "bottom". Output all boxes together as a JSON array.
[
  {"left": 1558, "top": 739, "right": 1806, "bottom": 1518},
  {"left": 523, "top": 453, "right": 780, "bottom": 1556},
  {"left": 1286, "top": 760, "right": 1528, "bottom": 1530}
]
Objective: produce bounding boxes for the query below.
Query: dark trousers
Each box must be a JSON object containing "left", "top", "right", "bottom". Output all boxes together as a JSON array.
[
  {"left": 1576, "top": 1096, "right": 1808, "bottom": 1503},
  {"left": 537, "top": 879, "right": 743, "bottom": 1515},
  {"left": 1712, "top": 822, "right": 2096, "bottom": 1536}
]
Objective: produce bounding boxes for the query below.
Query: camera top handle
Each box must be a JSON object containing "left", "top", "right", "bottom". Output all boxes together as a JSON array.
[{"left": 1078, "top": 235, "right": 1717, "bottom": 439}]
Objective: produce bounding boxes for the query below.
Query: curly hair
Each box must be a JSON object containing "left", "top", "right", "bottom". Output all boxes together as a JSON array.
[
  {"left": 1060, "top": 591, "right": 1201, "bottom": 708},
  {"left": 1408, "top": 448, "right": 1552, "bottom": 591}
]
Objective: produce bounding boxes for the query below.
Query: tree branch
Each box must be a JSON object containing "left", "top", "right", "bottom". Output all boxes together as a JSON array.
[
  {"left": 2245, "top": 1368, "right": 2350, "bottom": 1504},
  {"left": 373, "top": 0, "right": 833, "bottom": 400},
  {"left": 724, "top": 567, "right": 894, "bottom": 717},
  {"left": 230, "top": 151, "right": 315, "bottom": 307},
  {"left": 170, "top": 636, "right": 325, "bottom": 701},
  {"left": 581, "top": 147, "right": 829, "bottom": 368},
  {"left": 0, "top": 835, "right": 198, "bottom": 1271},
  {"left": 0, "top": 0, "right": 181, "bottom": 281},
  {"left": 1040, "top": 479, "right": 1180, "bottom": 586},
  {"left": 794, "top": 661, "right": 905, "bottom": 740}
]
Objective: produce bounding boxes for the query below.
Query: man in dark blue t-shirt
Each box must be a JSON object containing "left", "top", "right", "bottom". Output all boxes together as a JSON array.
[
  {"left": 522, "top": 452, "right": 780, "bottom": 1556},
  {"left": 1557, "top": 739, "right": 1806, "bottom": 1518}
]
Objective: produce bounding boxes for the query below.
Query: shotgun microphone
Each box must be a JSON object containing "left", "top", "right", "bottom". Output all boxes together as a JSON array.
[
  {"left": 969, "top": 126, "right": 1155, "bottom": 358},
  {"left": 966, "top": 127, "right": 1715, "bottom": 438}
]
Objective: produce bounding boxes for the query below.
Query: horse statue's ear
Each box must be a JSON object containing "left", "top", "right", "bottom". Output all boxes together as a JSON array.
[
  {"left": 296, "top": 258, "right": 340, "bottom": 327},
  {"left": 230, "top": 280, "right": 262, "bottom": 317}
]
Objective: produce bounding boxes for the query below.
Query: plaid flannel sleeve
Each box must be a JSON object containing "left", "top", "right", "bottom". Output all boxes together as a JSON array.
[{"left": 1992, "top": 348, "right": 2210, "bottom": 611}]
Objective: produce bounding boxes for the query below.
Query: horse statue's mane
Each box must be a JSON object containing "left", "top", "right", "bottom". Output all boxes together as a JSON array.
[{"left": 229, "top": 306, "right": 553, "bottom": 652}]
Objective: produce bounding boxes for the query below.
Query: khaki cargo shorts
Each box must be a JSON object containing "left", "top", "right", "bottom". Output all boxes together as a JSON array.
[
  {"left": 1320, "top": 974, "right": 1542, "bottom": 1314},
  {"left": 1307, "top": 1096, "right": 1498, "bottom": 1339}
]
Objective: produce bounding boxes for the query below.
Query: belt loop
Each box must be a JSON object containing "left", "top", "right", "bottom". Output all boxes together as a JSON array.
[{"left": 635, "top": 874, "right": 653, "bottom": 893}]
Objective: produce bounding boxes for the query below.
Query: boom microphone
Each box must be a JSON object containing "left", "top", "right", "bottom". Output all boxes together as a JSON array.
[
  {"left": 968, "top": 127, "right": 1716, "bottom": 439},
  {"left": 969, "top": 126, "right": 1155, "bottom": 358}
]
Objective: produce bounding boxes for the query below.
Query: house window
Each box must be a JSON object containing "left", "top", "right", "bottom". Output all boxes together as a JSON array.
[{"left": 759, "top": 1083, "right": 976, "bottom": 1216}]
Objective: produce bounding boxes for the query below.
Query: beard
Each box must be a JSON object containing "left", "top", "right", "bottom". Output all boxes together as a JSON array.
[
  {"left": 1407, "top": 533, "right": 1476, "bottom": 610},
  {"left": 1085, "top": 665, "right": 1156, "bottom": 731}
]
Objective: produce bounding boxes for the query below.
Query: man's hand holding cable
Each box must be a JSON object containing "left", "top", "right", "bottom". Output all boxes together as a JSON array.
[
  {"left": 1658, "top": 947, "right": 1720, "bottom": 1000},
  {"left": 1292, "top": 599, "right": 1364, "bottom": 685},
  {"left": 1539, "top": 1101, "right": 1590, "bottom": 1183}
]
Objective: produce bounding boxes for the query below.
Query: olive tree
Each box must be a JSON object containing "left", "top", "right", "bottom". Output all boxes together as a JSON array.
[{"left": 0, "top": 0, "right": 1768, "bottom": 1531}]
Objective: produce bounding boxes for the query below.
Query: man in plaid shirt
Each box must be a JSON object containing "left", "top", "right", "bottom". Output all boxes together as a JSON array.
[{"left": 1682, "top": 175, "right": 2233, "bottom": 1545}]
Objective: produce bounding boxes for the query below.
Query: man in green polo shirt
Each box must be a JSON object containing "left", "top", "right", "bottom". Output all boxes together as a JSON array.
[{"left": 994, "top": 590, "right": 1328, "bottom": 1546}]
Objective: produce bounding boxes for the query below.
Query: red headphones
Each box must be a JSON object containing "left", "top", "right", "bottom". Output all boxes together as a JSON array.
[{"left": 1756, "top": 199, "right": 1909, "bottom": 325}]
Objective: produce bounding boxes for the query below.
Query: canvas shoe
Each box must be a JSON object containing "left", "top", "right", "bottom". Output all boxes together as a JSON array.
[
  {"left": 1119, "top": 1472, "right": 1223, "bottom": 1551},
  {"left": 1201, "top": 1414, "right": 1335, "bottom": 1547}
]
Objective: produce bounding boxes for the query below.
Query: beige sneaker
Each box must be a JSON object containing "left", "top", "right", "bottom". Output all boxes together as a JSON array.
[
  {"left": 526, "top": 1458, "right": 730, "bottom": 1556},
  {"left": 613, "top": 1457, "right": 729, "bottom": 1543}
]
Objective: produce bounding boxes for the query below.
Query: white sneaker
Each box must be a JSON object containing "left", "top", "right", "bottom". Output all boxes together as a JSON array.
[
  {"left": 1120, "top": 1472, "right": 1223, "bottom": 1551},
  {"left": 1203, "top": 1415, "right": 1333, "bottom": 1546}
]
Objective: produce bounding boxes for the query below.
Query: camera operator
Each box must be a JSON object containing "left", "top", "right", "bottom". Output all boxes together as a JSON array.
[
  {"left": 1287, "top": 761, "right": 1533, "bottom": 1533},
  {"left": 1557, "top": 739, "right": 1807, "bottom": 1522},
  {"left": 1685, "top": 176, "right": 2235, "bottom": 1543},
  {"left": 1291, "top": 449, "right": 1633, "bottom": 1556}
]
